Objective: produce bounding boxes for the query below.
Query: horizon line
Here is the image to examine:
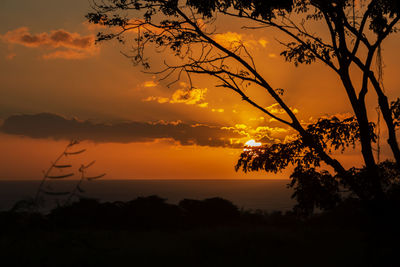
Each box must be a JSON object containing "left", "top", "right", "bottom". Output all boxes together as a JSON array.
[{"left": 0, "top": 178, "right": 290, "bottom": 181}]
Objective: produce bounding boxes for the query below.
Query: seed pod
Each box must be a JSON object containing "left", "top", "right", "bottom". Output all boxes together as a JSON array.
[
  {"left": 65, "top": 149, "right": 86, "bottom": 155},
  {"left": 84, "top": 160, "right": 96, "bottom": 169},
  {"left": 47, "top": 173, "right": 74, "bottom": 179},
  {"left": 53, "top": 164, "right": 72, "bottom": 168},
  {"left": 87, "top": 173, "right": 106, "bottom": 181}
]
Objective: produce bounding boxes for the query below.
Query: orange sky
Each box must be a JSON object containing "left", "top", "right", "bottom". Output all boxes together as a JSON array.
[{"left": 1, "top": 0, "right": 399, "bottom": 180}]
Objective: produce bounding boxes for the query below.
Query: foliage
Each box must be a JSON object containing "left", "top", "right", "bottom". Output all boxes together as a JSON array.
[
  {"left": 289, "top": 166, "right": 341, "bottom": 216},
  {"left": 390, "top": 97, "right": 400, "bottom": 127},
  {"left": 236, "top": 116, "right": 369, "bottom": 174},
  {"left": 235, "top": 116, "right": 376, "bottom": 214}
]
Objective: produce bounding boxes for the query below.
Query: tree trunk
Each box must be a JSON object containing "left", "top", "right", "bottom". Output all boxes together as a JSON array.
[
  {"left": 373, "top": 85, "right": 400, "bottom": 169},
  {"left": 339, "top": 70, "right": 384, "bottom": 200},
  {"left": 364, "top": 72, "right": 400, "bottom": 168},
  {"left": 355, "top": 104, "right": 384, "bottom": 200}
]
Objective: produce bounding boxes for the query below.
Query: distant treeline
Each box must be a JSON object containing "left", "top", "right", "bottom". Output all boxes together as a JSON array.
[
  {"left": 1, "top": 195, "right": 399, "bottom": 231},
  {"left": 1, "top": 196, "right": 301, "bottom": 230}
]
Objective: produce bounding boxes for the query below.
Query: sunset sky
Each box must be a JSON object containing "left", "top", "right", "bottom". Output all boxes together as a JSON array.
[{"left": 1, "top": 0, "right": 400, "bottom": 180}]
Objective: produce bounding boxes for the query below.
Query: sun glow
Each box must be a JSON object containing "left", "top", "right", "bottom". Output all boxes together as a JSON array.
[{"left": 245, "top": 139, "right": 262, "bottom": 147}]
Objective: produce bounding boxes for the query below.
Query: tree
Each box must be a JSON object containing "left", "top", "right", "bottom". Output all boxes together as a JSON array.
[{"left": 87, "top": 0, "right": 400, "bottom": 214}]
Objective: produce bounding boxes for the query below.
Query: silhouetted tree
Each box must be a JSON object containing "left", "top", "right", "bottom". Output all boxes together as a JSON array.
[{"left": 87, "top": 0, "right": 400, "bottom": 214}]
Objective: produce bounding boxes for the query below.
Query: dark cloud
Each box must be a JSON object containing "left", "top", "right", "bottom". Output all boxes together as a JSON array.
[
  {"left": 3, "top": 27, "right": 94, "bottom": 49},
  {"left": 1, "top": 27, "right": 98, "bottom": 59},
  {"left": 0, "top": 113, "right": 245, "bottom": 148}
]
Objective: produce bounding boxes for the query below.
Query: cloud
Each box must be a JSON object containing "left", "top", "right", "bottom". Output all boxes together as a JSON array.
[
  {"left": 213, "top": 32, "right": 269, "bottom": 50},
  {"left": 266, "top": 103, "right": 299, "bottom": 115},
  {"left": 143, "top": 96, "right": 170, "bottom": 104},
  {"left": 1, "top": 27, "right": 99, "bottom": 60},
  {"left": 265, "top": 103, "right": 299, "bottom": 123},
  {"left": 0, "top": 113, "right": 246, "bottom": 148},
  {"left": 2, "top": 27, "right": 93, "bottom": 49},
  {"left": 221, "top": 123, "right": 291, "bottom": 144},
  {"left": 170, "top": 88, "right": 206, "bottom": 105},
  {"left": 258, "top": 39, "right": 269, "bottom": 48},
  {"left": 266, "top": 103, "right": 285, "bottom": 115},
  {"left": 143, "top": 88, "right": 208, "bottom": 108},
  {"left": 143, "top": 81, "right": 158, "bottom": 88}
]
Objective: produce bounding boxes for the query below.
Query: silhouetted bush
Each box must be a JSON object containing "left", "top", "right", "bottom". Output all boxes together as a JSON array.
[
  {"left": 121, "top": 195, "right": 182, "bottom": 229},
  {"left": 179, "top": 197, "right": 240, "bottom": 227},
  {"left": 48, "top": 198, "right": 103, "bottom": 228}
]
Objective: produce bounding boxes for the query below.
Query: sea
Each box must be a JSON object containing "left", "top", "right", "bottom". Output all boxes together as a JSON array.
[{"left": 0, "top": 179, "right": 294, "bottom": 212}]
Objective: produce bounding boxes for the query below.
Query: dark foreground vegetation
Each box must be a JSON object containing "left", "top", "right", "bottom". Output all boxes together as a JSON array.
[{"left": 1, "top": 196, "right": 400, "bottom": 267}]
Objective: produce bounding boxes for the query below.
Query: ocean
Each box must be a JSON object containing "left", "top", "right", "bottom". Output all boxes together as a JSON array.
[{"left": 0, "top": 179, "right": 294, "bottom": 212}]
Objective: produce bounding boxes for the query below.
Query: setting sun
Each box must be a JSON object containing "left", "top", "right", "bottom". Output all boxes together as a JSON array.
[{"left": 244, "top": 139, "right": 262, "bottom": 147}]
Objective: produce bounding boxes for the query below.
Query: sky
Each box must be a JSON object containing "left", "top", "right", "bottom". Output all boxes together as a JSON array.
[{"left": 1, "top": 0, "right": 400, "bottom": 180}]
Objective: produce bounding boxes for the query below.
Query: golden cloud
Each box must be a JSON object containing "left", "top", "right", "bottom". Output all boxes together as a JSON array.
[
  {"left": 266, "top": 103, "right": 285, "bottom": 115},
  {"left": 266, "top": 103, "right": 299, "bottom": 115},
  {"left": 170, "top": 88, "right": 206, "bottom": 105},
  {"left": 213, "top": 31, "right": 269, "bottom": 50},
  {"left": 143, "top": 88, "right": 208, "bottom": 108},
  {"left": 143, "top": 81, "right": 158, "bottom": 88},
  {"left": 142, "top": 96, "right": 170, "bottom": 104},
  {"left": 222, "top": 123, "right": 291, "bottom": 144}
]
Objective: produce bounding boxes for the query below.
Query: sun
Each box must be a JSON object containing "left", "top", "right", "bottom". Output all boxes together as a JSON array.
[{"left": 244, "top": 139, "right": 262, "bottom": 147}]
